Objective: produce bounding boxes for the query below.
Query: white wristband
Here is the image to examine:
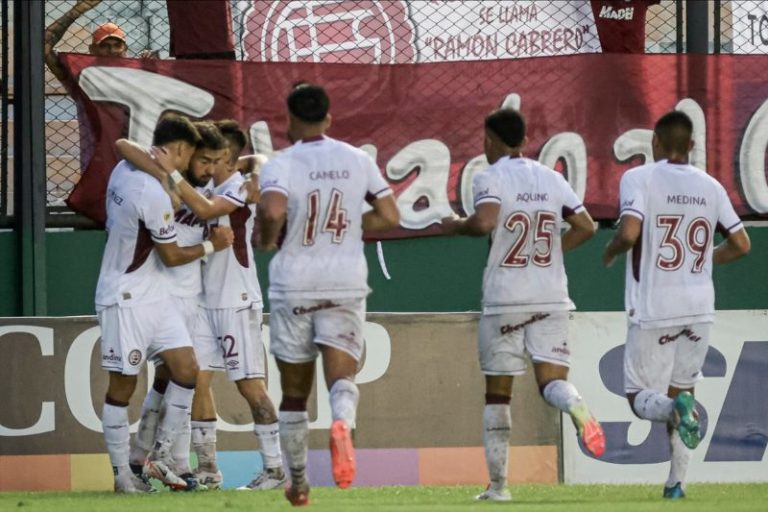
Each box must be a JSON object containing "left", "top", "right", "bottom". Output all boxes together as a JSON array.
[
  {"left": 170, "top": 170, "right": 184, "bottom": 185},
  {"left": 202, "top": 240, "right": 214, "bottom": 256}
]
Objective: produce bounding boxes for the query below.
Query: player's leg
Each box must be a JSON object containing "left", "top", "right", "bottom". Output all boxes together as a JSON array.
[
  {"left": 624, "top": 324, "right": 677, "bottom": 423},
  {"left": 269, "top": 298, "right": 316, "bottom": 506},
  {"left": 527, "top": 312, "right": 604, "bottom": 458},
  {"left": 314, "top": 299, "right": 367, "bottom": 490},
  {"left": 474, "top": 313, "right": 525, "bottom": 502},
  {"left": 662, "top": 323, "right": 710, "bottom": 499},
  {"left": 129, "top": 363, "right": 169, "bottom": 478},
  {"left": 191, "top": 369, "right": 222, "bottom": 489},
  {"left": 234, "top": 377, "right": 286, "bottom": 490}
]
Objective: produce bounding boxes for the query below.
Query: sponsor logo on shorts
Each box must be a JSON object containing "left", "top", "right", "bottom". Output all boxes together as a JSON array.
[
  {"left": 127, "top": 349, "right": 143, "bottom": 366},
  {"left": 500, "top": 312, "right": 550, "bottom": 335},
  {"left": 551, "top": 341, "right": 570, "bottom": 356},
  {"left": 658, "top": 328, "right": 702, "bottom": 345},
  {"left": 338, "top": 331, "right": 357, "bottom": 345},
  {"left": 226, "top": 359, "right": 239, "bottom": 370},
  {"left": 293, "top": 300, "right": 341, "bottom": 315},
  {"left": 102, "top": 348, "right": 122, "bottom": 364}
]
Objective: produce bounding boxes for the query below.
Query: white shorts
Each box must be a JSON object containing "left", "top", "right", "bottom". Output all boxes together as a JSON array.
[
  {"left": 478, "top": 311, "right": 571, "bottom": 376},
  {"left": 97, "top": 299, "right": 192, "bottom": 376},
  {"left": 195, "top": 304, "right": 266, "bottom": 381},
  {"left": 269, "top": 298, "right": 366, "bottom": 364},
  {"left": 624, "top": 322, "right": 711, "bottom": 394},
  {"left": 151, "top": 296, "right": 205, "bottom": 368}
]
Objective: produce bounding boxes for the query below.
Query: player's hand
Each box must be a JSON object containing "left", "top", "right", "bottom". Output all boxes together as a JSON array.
[
  {"left": 440, "top": 214, "right": 462, "bottom": 236},
  {"left": 209, "top": 225, "right": 234, "bottom": 251},
  {"left": 150, "top": 146, "right": 176, "bottom": 174},
  {"left": 240, "top": 174, "right": 261, "bottom": 204}
]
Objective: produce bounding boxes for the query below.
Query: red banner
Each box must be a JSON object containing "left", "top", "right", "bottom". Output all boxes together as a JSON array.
[{"left": 61, "top": 53, "right": 768, "bottom": 235}]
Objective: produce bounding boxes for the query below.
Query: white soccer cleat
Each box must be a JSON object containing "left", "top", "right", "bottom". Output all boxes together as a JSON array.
[
  {"left": 114, "top": 471, "right": 156, "bottom": 493},
  {"left": 144, "top": 459, "right": 188, "bottom": 490},
  {"left": 237, "top": 467, "right": 287, "bottom": 490},
  {"left": 474, "top": 485, "right": 512, "bottom": 501},
  {"left": 194, "top": 468, "right": 224, "bottom": 490}
]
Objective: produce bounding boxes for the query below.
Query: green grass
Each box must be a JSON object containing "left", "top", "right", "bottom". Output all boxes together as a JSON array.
[{"left": 1, "top": 484, "right": 767, "bottom": 511}]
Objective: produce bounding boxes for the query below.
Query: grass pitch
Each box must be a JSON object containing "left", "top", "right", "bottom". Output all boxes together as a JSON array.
[{"left": 2, "top": 484, "right": 767, "bottom": 511}]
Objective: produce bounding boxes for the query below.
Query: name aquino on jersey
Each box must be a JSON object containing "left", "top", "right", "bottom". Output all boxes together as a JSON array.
[{"left": 517, "top": 192, "right": 549, "bottom": 202}]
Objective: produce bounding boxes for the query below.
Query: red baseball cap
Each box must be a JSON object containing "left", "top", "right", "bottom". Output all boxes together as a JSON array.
[{"left": 92, "top": 22, "right": 127, "bottom": 45}]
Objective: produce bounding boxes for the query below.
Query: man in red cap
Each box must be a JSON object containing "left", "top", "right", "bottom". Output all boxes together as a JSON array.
[{"left": 44, "top": 0, "right": 128, "bottom": 82}]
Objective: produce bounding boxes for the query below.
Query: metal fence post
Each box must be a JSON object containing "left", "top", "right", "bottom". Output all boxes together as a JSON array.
[
  {"left": 686, "top": 0, "right": 709, "bottom": 53},
  {"left": 13, "top": 0, "right": 47, "bottom": 316}
]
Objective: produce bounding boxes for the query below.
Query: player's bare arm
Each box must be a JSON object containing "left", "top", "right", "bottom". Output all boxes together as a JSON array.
[
  {"left": 154, "top": 225, "right": 234, "bottom": 267},
  {"left": 561, "top": 210, "right": 597, "bottom": 252},
  {"left": 441, "top": 202, "right": 500, "bottom": 237},
  {"left": 362, "top": 195, "right": 400, "bottom": 232},
  {"left": 603, "top": 215, "right": 642, "bottom": 267},
  {"left": 115, "top": 139, "right": 183, "bottom": 209},
  {"left": 257, "top": 191, "right": 288, "bottom": 250},
  {"left": 44, "top": 0, "right": 102, "bottom": 81},
  {"left": 713, "top": 227, "right": 751, "bottom": 264}
]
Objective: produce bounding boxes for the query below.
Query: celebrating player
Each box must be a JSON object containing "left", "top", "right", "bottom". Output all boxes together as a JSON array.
[
  {"left": 258, "top": 83, "right": 400, "bottom": 506},
  {"left": 96, "top": 115, "right": 233, "bottom": 493},
  {"left": 441, "top": 108, "right": 605, "bottom": 502},
  {"left": 603, "top": 111, "right": 750, "bottom": 499}
]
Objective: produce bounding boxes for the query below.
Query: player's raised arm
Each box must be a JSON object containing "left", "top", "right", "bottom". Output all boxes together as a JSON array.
[
  {"left": 562, "top": 210, "right": 596, "bottom": 252},
  {"left": 115, "top": 138, "right": 168, "bottom": 182},
  {"left": 154, "top": 225, "right": 233, "bottom": 267}
]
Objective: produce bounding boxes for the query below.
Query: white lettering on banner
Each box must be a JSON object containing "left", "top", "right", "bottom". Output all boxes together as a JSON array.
[
  {"left": 0, "top": 326, "right": 55, "bottom": 436},
  {"left": 386, "top": 140, "right": 454, "bottom": 229},
  {"left": 732, "top": 1, "right": 768, "bottom": 54},
  {"left": 614, "top": 128, "right": 653, "bottom": 164},
  {"left": 563, "top": 311, "right": 768, "bottom": 483},
  {"left": 539, "top": 132, "right": 588, "bottom": 201},
  {"left": 740, "top": 98, "right": 768, "bottom": 213},
  {"left": 78, "top": 67, "right": 215, "bottom": 147}
]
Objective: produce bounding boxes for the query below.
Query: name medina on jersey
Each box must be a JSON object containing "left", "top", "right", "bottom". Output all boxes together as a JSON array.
[
  {"left": 599, "top": 5, "right": 635, "bottom": 20},
  {"left": 667, "top": 194, "right": 707, "bottom": 206}
]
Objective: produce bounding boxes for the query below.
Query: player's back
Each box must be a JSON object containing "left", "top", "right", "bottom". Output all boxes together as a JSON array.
[
  {"left": 481, "top": 157, "right": 582, "bottom": 314},
  {"left": 621, "top": 160, "right": 741, "bottom": 327},
  {"left": 95, "top": 161, "right": 173, "bottom": 309},
  {"left": 261, "top": 136, "right": 383, "bottom": 299}
]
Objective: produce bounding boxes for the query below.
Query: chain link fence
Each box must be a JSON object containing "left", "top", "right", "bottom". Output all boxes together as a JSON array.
[{"left": 3, "top": 0, "right": 759, "bottom": 224}]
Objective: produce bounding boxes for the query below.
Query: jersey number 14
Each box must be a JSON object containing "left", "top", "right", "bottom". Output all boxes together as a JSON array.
[{"left": 304, "top": 188, "right": 350, "bottom": 245}]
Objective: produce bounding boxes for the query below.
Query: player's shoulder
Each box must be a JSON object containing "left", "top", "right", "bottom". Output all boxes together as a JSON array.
[
  {"left": 621, "top": 161, "right": 657, "bottom": 184},
  {"left": 325, "top": 136, "right": 372, "bottom": 161}
]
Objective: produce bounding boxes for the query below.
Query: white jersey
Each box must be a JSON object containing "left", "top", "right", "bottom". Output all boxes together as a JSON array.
[
  {"left": 201, "top": 172, "right": 262, "bottom": 309},
  {"left": 476, "top": 157, "right": 584, "bottom": 314},
  {"left": 619, "top": 159, "right": 743, "bottom": 328},
  {"left": 95, "top": 160, "right": 176, "bottom": 309},
  {"left": 168, "top": 181, "right": 213, "bottom": 299},
  {"left": 259, "top": 135, "right": 393, "bottom": 299}
]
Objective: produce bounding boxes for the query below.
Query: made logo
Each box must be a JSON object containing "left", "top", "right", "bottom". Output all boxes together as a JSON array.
[{"left": 243, "top": 0, "right": 415, "bottom": 63}]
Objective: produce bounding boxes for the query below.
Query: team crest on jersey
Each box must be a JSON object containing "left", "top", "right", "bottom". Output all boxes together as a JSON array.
[
  {"left": 163, "top": 211, "right": 172, "bottom": 222},
  {"left": 127, "top": 349, "right": 143, "bottom": 366}
]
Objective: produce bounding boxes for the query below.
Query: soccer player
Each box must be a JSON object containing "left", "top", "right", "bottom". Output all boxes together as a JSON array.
[
  {"left": 96, "top": 114, "right": 233, "bottom": 493},
  {"left": 603, "top": 111, "right": 750, "bottom": 499},
  {"left": 258, "top": 83, "right": 400, "bottom": 506},
  {"left": 150, "top": 120, "right": 286, "bottom": 490},
  {"left": 441, "top": 108, "right": 605, "bottom": 502},
  {"left": 116, "top": 121, "right": 229, "bottom": 490}
]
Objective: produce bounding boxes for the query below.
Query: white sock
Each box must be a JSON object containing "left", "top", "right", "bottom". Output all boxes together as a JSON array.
[
  {"left": 129, "top": 387, "right": 164, "bottom": 465},
  {"left": 191, "top": 420, "right": 218, "bottom": 471},
  {"left": 254, "top": 423, "right": 283, "bottom": 470},
  {"left": 666, "top": 429, "right": 690, "bottom": 489},
  {"left": 633, "top": 389, "right": 675, "bottom": 422},
  {"left": 103, "top": 403, "right": 131, "bottom": 472},
  {"left": 329, "top": 379, "right": 359, "bottom": 429},
  {"left": 279, "top": 411, "right": 309, "bottom": 486},
  {"left": 171, "top": 410, "right": 192, "bottom": 474},
  {"left": 542, "top": 379, "right": 582, "bottom": 413},
  {"left": 483, "top": 404, "right": 511, "bottom": 492},
  {"left": 153, "top": 381, "right": 194, "bottom": 461}
]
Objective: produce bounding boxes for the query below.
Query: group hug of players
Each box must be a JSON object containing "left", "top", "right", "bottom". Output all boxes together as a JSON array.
[{"left": 94, "top": 83, "right": 749, "bottom": 506}]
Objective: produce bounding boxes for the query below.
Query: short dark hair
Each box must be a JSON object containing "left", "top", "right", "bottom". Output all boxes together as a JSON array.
[
  {"left": 193, "top": 121, "right": 228, "bottom": 151},
  {"left": 215, "top": 119, "right": 249, "bottom": 164},
  {"left": 152, "top": 113, "right": 201, "bottom": 147},
  {"left": 287, "top": 83, "right": 330, "bottom": 123},
  {"left": 654, "top": 111, "right": 693, "bottom": 155},
  {"left": 485, "top": 109, "right": 526, "bottom": 148}
]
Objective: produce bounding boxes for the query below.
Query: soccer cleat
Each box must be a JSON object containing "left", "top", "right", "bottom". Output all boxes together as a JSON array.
[
  {"left": 172, "top": 472, "right": 207, "bottom": 492},
  {"left": 143, "top": 459, "right": 188, "bottom": 490},
  {"left": 329, "top": 419, "right": 356, "bottom": 489},
  {"left": 570, "top": 402, "right": 606, "bottom": 458},
  {"left": 194, "top": 469, "right": 224, "bottom": 490},
  {"left": 114, "top": 471, "right": 156, "bottom": 493},
  {"left": 673, "top": 392, "right": 701, "bottom": 450},
  {"left": 237, "top": 467, "right": 287, "bottom": 490},
  {"left": 474, "top": 484, "right": 512, "bottom": 501},
  {"left": 285, "top": 482, "right": 310, "bottom": 507},
  {"left": 663, "top": 482, "right": 686, "bottom": 499}
]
